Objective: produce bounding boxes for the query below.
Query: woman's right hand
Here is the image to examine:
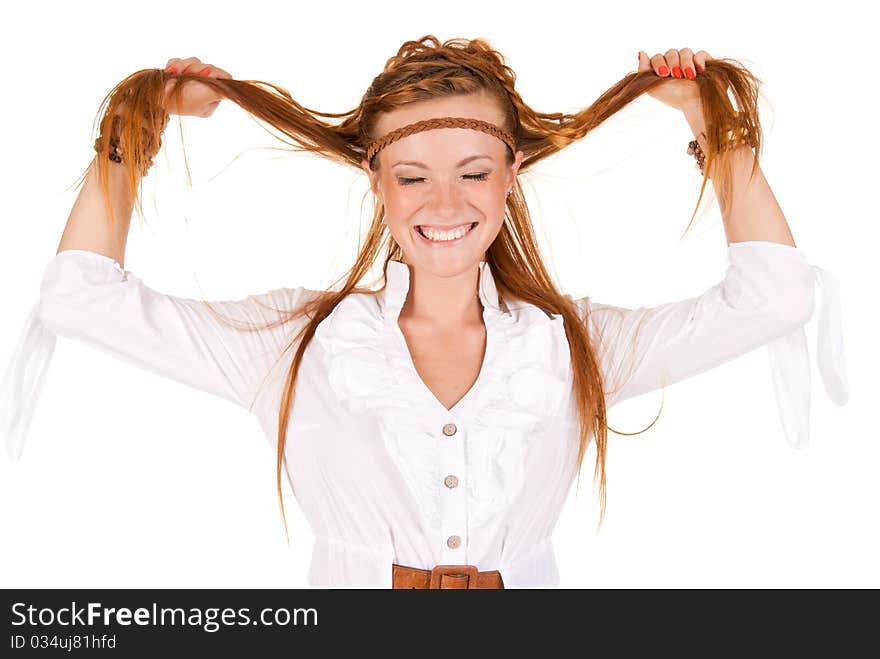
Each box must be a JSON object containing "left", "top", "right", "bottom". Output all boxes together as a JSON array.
[{"left": 163, "top": 57, "right": 233, "bottom": 118}]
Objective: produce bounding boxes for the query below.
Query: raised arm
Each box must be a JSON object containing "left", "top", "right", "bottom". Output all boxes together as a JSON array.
[
  {"left": 37, "top": 250, "right": 318, "bottom": 411},
  {"left": 575, "top": 49, "right": 847, "bottom": 441},
  {"left": 42, "top": 57, "right": 316, "bottom": 411},
  {"left": 575, "top": 240, "right": 815, "bottom": 410},
  {"left": 2, "top": 59, "right": 317, "bottom": 462},
  {"left": 56, "top": 153, "right": 136, "bottom": 265}
]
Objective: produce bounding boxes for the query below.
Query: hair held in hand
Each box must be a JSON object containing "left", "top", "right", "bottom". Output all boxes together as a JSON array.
[{"left": 81, "top": 35, "right": 766, "bottom": 539}]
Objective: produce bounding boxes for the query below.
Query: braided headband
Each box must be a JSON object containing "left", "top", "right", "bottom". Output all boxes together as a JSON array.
[{"left": 365, "top": 117, "right": 516, "bottom": 165}]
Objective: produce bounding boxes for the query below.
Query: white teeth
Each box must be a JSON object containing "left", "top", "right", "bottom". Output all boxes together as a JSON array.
[{"left": 420, "top": 223, "right": 473, "bottom": 242}]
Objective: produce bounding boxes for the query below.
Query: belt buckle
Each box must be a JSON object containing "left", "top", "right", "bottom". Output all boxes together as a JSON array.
[{"left": 429, "top": 564, "right": 479, "bottom": 589}]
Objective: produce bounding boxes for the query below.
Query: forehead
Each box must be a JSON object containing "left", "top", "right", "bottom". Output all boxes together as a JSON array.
[{"left": 374, "top": 92, "right": 507, "bottom": 166}]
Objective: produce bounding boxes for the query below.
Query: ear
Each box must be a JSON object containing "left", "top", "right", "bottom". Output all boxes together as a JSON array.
[
  {"left": 508, "top": 150, "right": 524, "bottom": 189},
  {"left": 361, "top": 158, "right": 382, "bottom": 199}
]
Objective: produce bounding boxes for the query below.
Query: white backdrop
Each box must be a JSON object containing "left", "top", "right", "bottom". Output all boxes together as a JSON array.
[{"left": 1, "top": 0, "right": 875, "bottom": 588}]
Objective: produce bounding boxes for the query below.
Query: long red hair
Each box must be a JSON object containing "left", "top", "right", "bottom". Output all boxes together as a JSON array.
[{"left": 82, "top": 35, "right": 764, "bottom": 540}]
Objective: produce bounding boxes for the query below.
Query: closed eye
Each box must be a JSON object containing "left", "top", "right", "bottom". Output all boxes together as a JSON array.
[{"left": 397, "top": 173, "right": 490, "bottom": 186}]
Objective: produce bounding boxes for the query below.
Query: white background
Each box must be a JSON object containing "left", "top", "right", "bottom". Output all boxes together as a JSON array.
[{"left": 1, "top": 1, "right": 876, "bottom": 589}]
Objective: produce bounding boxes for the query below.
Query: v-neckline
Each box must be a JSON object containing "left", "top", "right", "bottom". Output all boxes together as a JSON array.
[
  {"left": 392, "top": 313, "right": 491, "bottom": 416},
  {"left": 381, "top": 260, "right": 504, "bottom": 417}
]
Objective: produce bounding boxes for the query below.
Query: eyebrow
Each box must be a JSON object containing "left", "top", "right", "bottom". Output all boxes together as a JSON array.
[{"left": 391, "top": 154, "right": 493, "bottom": 169}]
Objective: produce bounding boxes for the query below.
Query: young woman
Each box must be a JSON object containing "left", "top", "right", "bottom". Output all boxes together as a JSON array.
[{"left": 0, "top": 36, "right": 848, "bottom": 588}]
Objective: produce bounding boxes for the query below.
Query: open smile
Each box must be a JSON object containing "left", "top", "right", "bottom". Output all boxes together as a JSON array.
[{"left": 414, "top": 222, "right": 478, "bottom": 247}]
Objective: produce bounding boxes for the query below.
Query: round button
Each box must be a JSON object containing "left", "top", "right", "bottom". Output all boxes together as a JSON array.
[
  {"left": 444, "top": 475, "right": 459, "bottom": 489},
  {"left": 447, "top": 535, "right": 462, "bottom": 549},
  {"left": 442, "top": 423, "right": 457, "bottom": 436}
]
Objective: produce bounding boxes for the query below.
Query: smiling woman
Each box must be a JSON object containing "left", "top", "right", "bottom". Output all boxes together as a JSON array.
[
  {"left": 361, "top": 100, "right": 522, "bottom": 284},
  {"left": 0, "top": 34, "right": 848, "bottom": 589}
]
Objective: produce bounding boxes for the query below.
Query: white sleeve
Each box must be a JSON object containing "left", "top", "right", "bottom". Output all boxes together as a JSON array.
[
  {"left": 1, "top": 249, "right": 318, "bottom": 462},
  {"left": 572, "top": 240, "right": 849, "bottom": 449}
]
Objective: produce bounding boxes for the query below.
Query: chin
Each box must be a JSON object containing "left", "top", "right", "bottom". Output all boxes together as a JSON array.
[{"left": 405, "top": 248, "right": 485, "bottom": 276}]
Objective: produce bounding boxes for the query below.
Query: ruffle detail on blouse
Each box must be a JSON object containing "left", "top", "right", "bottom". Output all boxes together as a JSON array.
[
  {"left": 313, "top": 260, "right": 572, "bottom": 533},
  {"left": 464, "top": 307, "right": 571, "bottom": 528},
  {"left": 313, "top": 291, "right": 446, "bottom": 531}
]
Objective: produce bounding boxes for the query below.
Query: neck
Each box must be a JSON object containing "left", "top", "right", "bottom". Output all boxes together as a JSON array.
[{"left": 398, "top": 263, "right": 484, "bottom": 329}]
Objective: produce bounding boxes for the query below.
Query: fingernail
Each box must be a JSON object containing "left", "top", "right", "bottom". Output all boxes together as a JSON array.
[
  {"left": 672, "top": 66, "right": 682, "bottom": 78},
  {"left": 167, "top": 67, "right": 177, "bottom": 74},
  {"left": 658, "top": 65, "right": 669, "bottom": 76},
  {"left": 684, "top": 66, "right": 695, "bottom": 79},
  {"left": 200, "top": 68, "right": 211, "bottom": 76}
]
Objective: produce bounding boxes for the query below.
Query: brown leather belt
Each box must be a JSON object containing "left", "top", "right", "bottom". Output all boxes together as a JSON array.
[{"left": 392, "top": 563, "right": 505, "bottom": 589}]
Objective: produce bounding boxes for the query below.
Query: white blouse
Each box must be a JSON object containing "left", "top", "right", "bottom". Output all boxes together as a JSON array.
[{"left": 0, "top": 241, "right": 849, "bottom": 587}]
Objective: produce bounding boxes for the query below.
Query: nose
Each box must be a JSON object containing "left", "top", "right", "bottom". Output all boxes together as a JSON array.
[{"left": 426, "top": 179, "right": 467, "bottom": 218}]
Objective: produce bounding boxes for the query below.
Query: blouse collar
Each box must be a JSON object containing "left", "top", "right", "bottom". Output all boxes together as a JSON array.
[{"left": 380, "top": 260, "right": 505, "bottom": 326}]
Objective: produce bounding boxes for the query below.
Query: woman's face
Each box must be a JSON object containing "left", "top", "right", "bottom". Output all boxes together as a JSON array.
[{"left": 361, "top": 91, "right": 524, "bottom": 275}]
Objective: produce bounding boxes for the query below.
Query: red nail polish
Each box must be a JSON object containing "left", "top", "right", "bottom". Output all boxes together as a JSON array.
[
  {"left": 200, "top": 69, "right": 211, "bottom": 76},
  {"left": 658, "top": 65, "right": 669, "bottom": 76},
  {"left": 672, "top": 66, "right": 682, "bottom": 78},
  {"left": 167, "top": 67, "right": 177, "bottom": 74},
  {"left": 684, "top": 66, "right": 695, "bottom": 79}
]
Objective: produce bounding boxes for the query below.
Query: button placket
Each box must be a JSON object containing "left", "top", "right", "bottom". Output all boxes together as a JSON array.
[{"left": 438, "top": 419, "right": 467, "bottom": 563}]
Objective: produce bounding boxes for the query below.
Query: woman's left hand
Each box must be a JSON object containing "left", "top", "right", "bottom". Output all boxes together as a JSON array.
[{"left": 637, "top": 48, "right": 712, "bottom": 114}]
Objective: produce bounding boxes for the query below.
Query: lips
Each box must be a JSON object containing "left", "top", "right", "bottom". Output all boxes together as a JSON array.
[
  {"left": 415, "top": 221, "right": 475, "bottom": 232},
  {"left": 414, "top": 222, "right": 478, "bottom": 245}
]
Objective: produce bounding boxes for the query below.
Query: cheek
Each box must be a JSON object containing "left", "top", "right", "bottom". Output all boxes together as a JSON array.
[
  {"left": 381, "top": 187, "right": 418, "bottom": 222},
  {"left": 384, "top": 217, "right": 411, "bottom": 245},
  {"left": 483, "top": 209, "right": 506, "bottom": 241},
  {"left": 481, "top": 190, "right": 508, "bottom": 226},
  {"left": 380, "top": 191, "right": 412, "bottom": 238}
]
